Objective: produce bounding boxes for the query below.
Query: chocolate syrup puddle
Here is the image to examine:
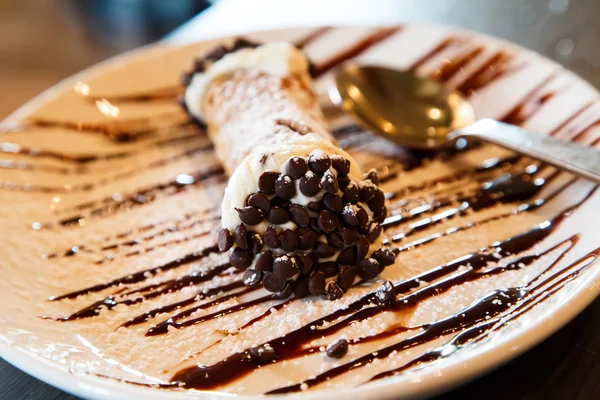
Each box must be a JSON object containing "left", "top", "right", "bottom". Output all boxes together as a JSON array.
[
  {"left": 312, "top": 27, "right": 402, "bottom": 77},
  {"left": 169, "top": 194, "right": 585, "bottom": 390},
  {"left": 457, "top": 51, "right": 513, "bottom": 95},
  {"left": 431, "top": 47, "right": 484, "bottom": 82}
]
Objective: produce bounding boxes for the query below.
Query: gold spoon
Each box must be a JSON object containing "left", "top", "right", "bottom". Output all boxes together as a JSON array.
[{"left": 330, "top": 64, "right": 600, "bottom": 184}]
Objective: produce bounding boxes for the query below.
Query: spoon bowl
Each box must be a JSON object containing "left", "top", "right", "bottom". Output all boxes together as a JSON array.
[{"left": 331, "top": 64, "right": 600, "bottom": 184}]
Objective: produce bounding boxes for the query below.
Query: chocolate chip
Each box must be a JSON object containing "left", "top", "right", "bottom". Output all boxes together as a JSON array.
[
  {"left": 342, "top": 204, "right": 359, "bottom": 226},
  {"left": 321, "top": 171, "right": 339, "bottom": 194},
  {"left": 356, "top": 205, "right": 369, "bottom": 228},
  {"left": 308, "top": 271, "right": 326, "bottom": 295},
  {"left": 323, "top": 281, "right": 344, "bottom": 300},
  {"left": 289, "top": 205, "right": 310, "bottom": 227},
  {"left": 341, "top": 227, "right": 358, "bottom": 245},
  {"left": 255, "top": 251, "right": 274, "bottom": 271},
  {"left": 326, "top": 231, "right": 344, "bottom": 250},
  {"left": 374, "top": 207, "right": 388, "bottom": 223},
  {"left": 273, "top": 256, "right": 299, "bottom": 280},
  {"left": 318, "top": 210, "right": 339, "bottom": 233},
  {"left": 337, "top": 246, "right": 357, "bottom": 265},
  {"left": 338, "top": 265, "right": 356, "bottom": 290},
  {"left": 374, "top": 280, "right": 395, "bottom": 304},
  {"left": 331, "top": 155, "right": 350, "bottom": 176},
  {"left": 359, "top": 182, "right": 377, "bottom": 203},
  {"left": 297, "top": 228, "right": 317, "bottom": 250},
  {"left": 338, "top": 176, "right": 351, "bottom": 191},
  {"left": 243, "top": 269, "right": 262, "bottom": 286},
  {"left": 232, "top": 37, "right": 259, "bottom": 51},
  {"left": 280, "top": 229, "right": 298, "bottom": 252},
  {"left": 297, "top": 253, "right": 314, "bottom": 274},
  {"left": 313, "top": 241, "right": 335, "bottom": 258},
  {"left": 270, "top": 197, "right": 290, "bottom": 209},
  {"left": 234, "top": 224, "right": 248, "bottom": 249},
  {"left": 308, "top": 150, "right": 331, "bottom": 174},
  {"left": 258, "top": 171, "right": 279, "bottom": 195},
  {"left": 368, "top": 223, "right": 383, "bottom": 243},
  {"left": 323, "top": 193, "right": 343, "bottom": 212},
  {"left": 299, "top": 172, "right": 321, "bottom": 197},
  {"left": 293, "top": 275, "right": 309, "bottom": 298},
  {"left": 263, "top": 226, "right": 280, "bottom": 248},
  {"left": 230, "top": 248, "right": 252, "bottom": 270},
  {"left": 217, "top": 228, "right": 233, "bottom": 252},
  {"left": 309, "top": 218, "right": 320, "bottom": 233},
  {"left": 267, "top": 207, "right": 289, "bottom": 224},
  {"left": 372, "top": 249, "right": 395, "bottom": 267},
  {"left": 274, "top": 175, "right": 296, "bottom": 200},
  {"left": 368, "top": 189, "right": 385, "bottom": 212},
  {"left": 356, "top": 258, "right": 381, "bottom": 280},
  {"left": 326, "top": 339, "right": 348, "bottom": 358},
  {"left": 364, "top": 169, "right": 380, "bottom": 186},
  {"left": 343, "top": 181, "right": 360, "bottom": 204},
  {"left": 248, "top": 232, "right": 263, "bottom": 254},
  {"left": 307, "top": 201, "right": 323, "bottom": 212},
  {"left": 356, "top": 236, "right": 370, "bottom": 260},
  {"left": 317, "top": 261, "right": 339, "bottom": 278},
  {"left": 236, "top": 206, "right": 264, "bottom": 225},
  {"left": 274, "top": 283, "right": 293, "bottom": 299},
  {"left": 286, "top": 156, "right": 308, "bottom": 179},
  {"left": 247, "top": 193, "right": 270, "bottom": 212},
  {"left": 249, "top": 344, "right": 278, "bottom": 364},
  {"left": 263, "top": 272, "right": 286, "bottom": 293}
]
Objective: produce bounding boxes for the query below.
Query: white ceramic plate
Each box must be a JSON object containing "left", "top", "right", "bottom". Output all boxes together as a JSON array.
[{"left": 1, "top": 25, "right": 599, "bottom": 400}]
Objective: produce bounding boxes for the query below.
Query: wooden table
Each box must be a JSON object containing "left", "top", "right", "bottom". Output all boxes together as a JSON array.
[{"left": 1, "top": 0, "right": 599, "bottom": 398}]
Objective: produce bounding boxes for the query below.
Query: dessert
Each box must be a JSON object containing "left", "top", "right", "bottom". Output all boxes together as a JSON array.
[{"left": 182, "top": 39, "right": 393, "bottom": 299}]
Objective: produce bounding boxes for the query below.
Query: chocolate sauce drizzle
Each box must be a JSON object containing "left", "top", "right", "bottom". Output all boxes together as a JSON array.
[{"left": 11, "top": 26, "right": 596, "bottom": 394}]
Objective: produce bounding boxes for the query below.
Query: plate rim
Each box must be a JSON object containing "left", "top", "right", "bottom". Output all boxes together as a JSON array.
[{"left": 1, "top": 23, "right": 600, "bottom": 400}]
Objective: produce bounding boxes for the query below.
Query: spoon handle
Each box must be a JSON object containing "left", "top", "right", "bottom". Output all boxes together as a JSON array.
[{"left": 456, "top": 119, "right": 600, "bottom": 184}]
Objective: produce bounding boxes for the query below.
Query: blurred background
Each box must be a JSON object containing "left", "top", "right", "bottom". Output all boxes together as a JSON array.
[
  {"left": 1, "top": 1, "right": 599, "bottom": 399},
  {"left": 2, "top": 0, "right": 600, "bottom": 119}
]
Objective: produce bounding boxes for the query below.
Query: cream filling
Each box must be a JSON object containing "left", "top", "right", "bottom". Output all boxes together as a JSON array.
[{"left": 184, "top": 42, "right": 311, "bottom": 121}]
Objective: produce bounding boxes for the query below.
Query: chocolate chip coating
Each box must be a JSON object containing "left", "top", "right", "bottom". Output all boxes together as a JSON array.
[
  {"left": 247, "top": 193, "right": 270, "bottom": 212},
  {"left": 299, "top": 172, "right": 321, "bottom": 197},
  {"left": 323, "top": 281, "right": 344, "bottom": 300},
  {"left": 321, "top": 172, "right": 339, "bottom": 194},
  {"left": 249, "top": 345, "right": 278, "bottom": 364},
  {"left": 307, "top": 201, "right": 323, "bottom": 212},
  {"left": 297, "top": 228, "right": 317, "bottom": 250},
  {"left": 375, "top": 280, "right": 395, "bottom": 304},
  {"left": 359, "top": 183, "right": 377, "bottom": 203},
  {"left": 293, "top": 275, "right": 309, "bottom": 298},
  {"left": 274, "top": 283, "right": 293, "bottom": 299},
  {"left": 372, "top": 249, "right": 395, "bottom": 267},
  {"left": 341, "top": 227, "right": 358, "bottom": 245},
  {"left": 308, "top": 151, "right": 331, "bottom": 173},
  {"left": 243, "top": 269, "right": 262, "bottom": 286},
  {"left": 234, "top": 224, "right": 248, "bottom": 249},
  {"left": 323, "top": 193, "right": 343, "bottom": 212},
  {"left": 368, "top": 188, "right": 385, "bottom": 212},
  {"left": 338, "top": 175, "right": 351, "bottom": 191},
  {"left": 364, "top": 169, "right": 380, "bottom": 185},
  {"left": 317, "top": 261, "right": 339, "bottom": 278},
  {"left": 236, "top": 206, "right": 264, "bottom": 225},
  {"left": 343, "top": 181, "right": 360, "bottom": 204},
  {"left": 308, "top": 271, "right": 326, "bottom": 295},
  {"left": 263, "top": 226, "right": 280, "bottom": 249},
  {"left": 337, "top": 246, "right": 357, "bottom": 265},
  {"left": 263, "top": 273, "right": 286, "bottom": 293},
  {"left": 267, "top": 207, "right": 289, "bottom": 224},
  {"left": 356, "top": 205, "right": 369, "bottom": 228},
  {"left": 286, "top": 156, "right": 308, "bottom": 179},
  {"left": 274, "top": 175, "right": 296, "bottom": 200},
  {"left": 230, "top": 248, "right": 252, "bottom": 270},
  {"left": 326, "top": 339, "right": 349, "bottom": 358},
  {"left": 318, "top": 210, "right": 339, "bottom": 233},
  {"left": 368, "top": 223, "right": 383, "bottom": 243},
  {"left": 248, "top": 232, "right": 263, "bottom": 254},
  {"left": 342, "top": 204, "right": 359, "bottom": 226},
  {"left": 273, "top": 256, "right": 299, "bottom": 280},
  {"left": 258, "top": 171, "right": 279, "bottom": 195},
  {"left": 280, "top": 229, "right": 298, "bottom": 252},
  {"left": 313, "top": 241, "right": 335, "bottom": 258},
  {"left": 326, "top": 231, "right": 344, "bottom": 250},
  {"left": 289, "top": 204, "right": 310, "bottom": 227},
  {"left": 356, "top": 258, "right": 381, "bottom": 280},
  {"left": 356, "top": 236, "right": 370, "bottom": 260},
  {"left": 338, "top": 265, "right": 356, "bottom": 290},
  {"left": 331, "top": 155, "right": 350, "bottom": 176},
  {"left": 217, "top": 228, "right": 233, "bottom": 252},
  {"left": 297, "top": 253, "right": 314, "bottom": 274},
  {"left": 255, "top": 251, "right": 274, "bottom": 272}
]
